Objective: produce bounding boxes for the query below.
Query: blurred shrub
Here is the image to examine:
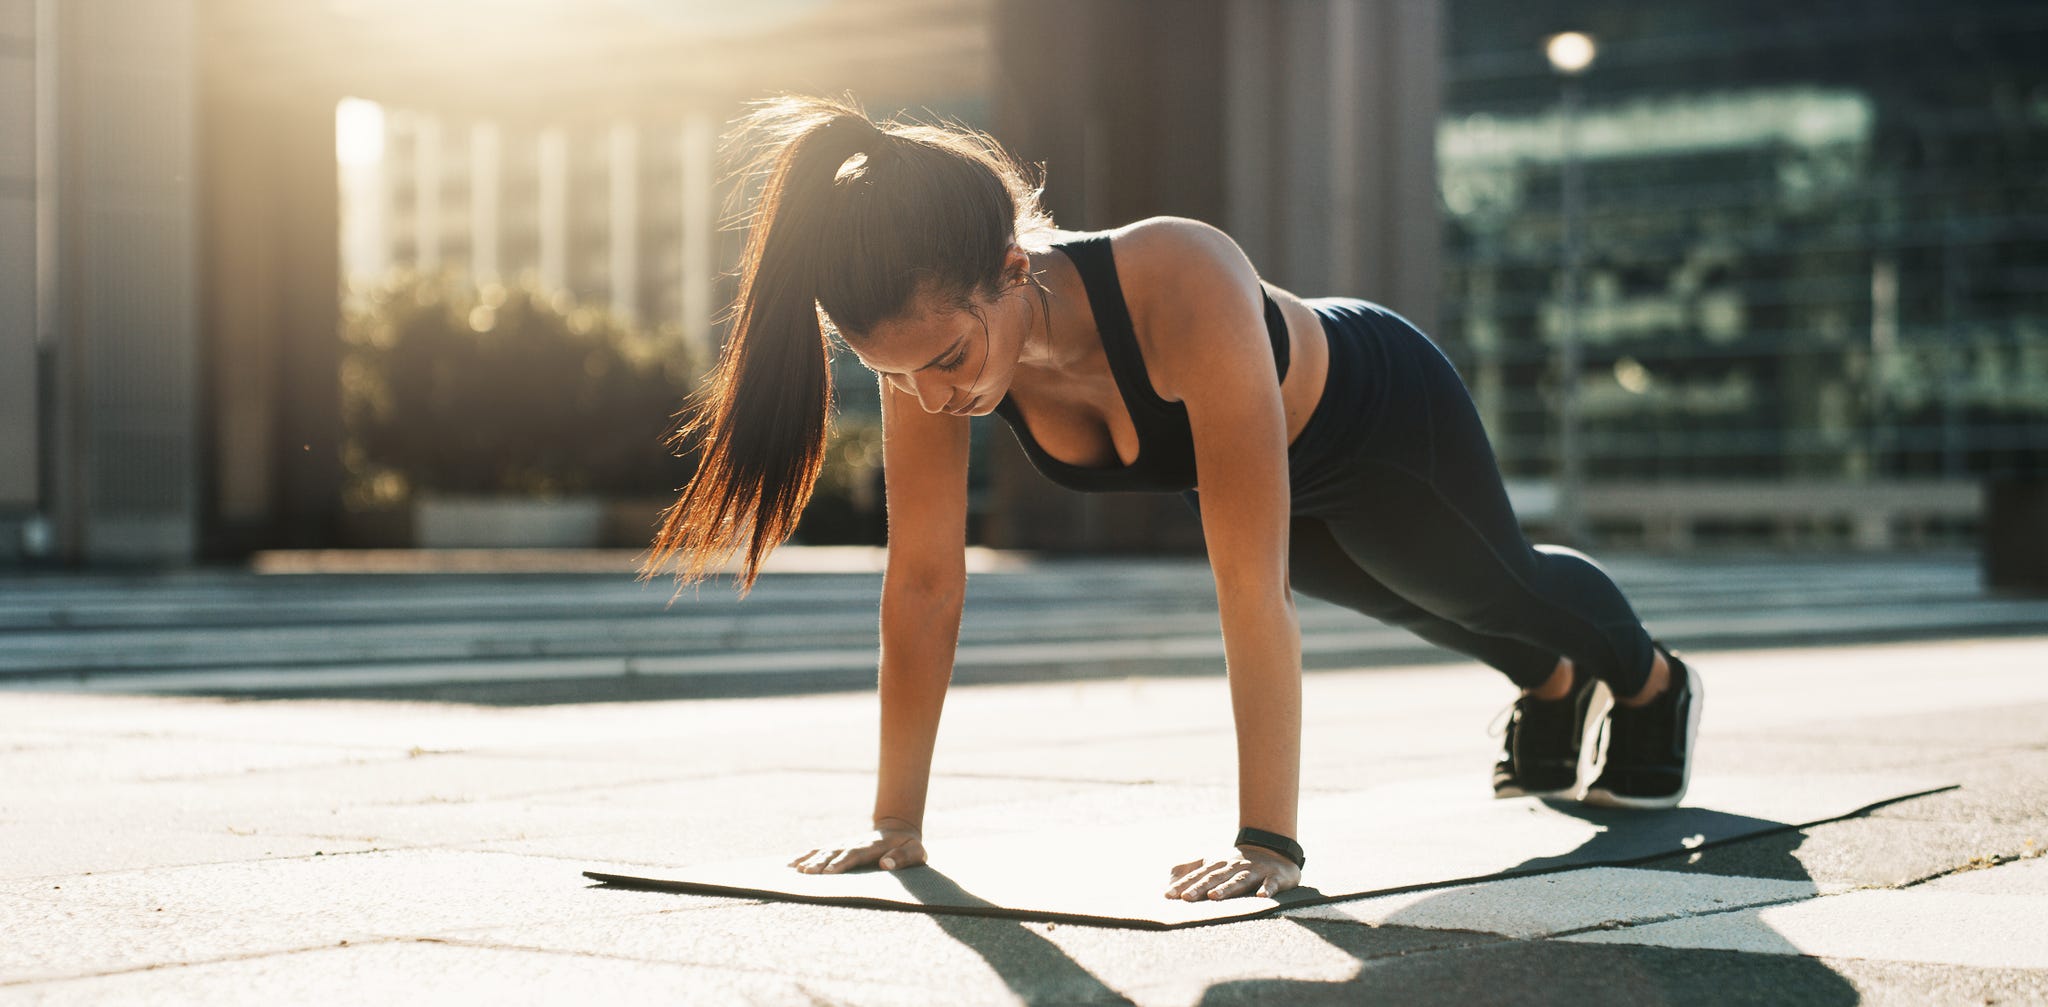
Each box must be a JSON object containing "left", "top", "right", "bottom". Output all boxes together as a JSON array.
[
  {"left": 339, "top": 270, "right": 890, "bottom": 545},
  {"left": 799, "top": 418, "right": 886, "bottom": 545},
  {"left": 340, "top": 271, "right": 699, "bottom": 506}
]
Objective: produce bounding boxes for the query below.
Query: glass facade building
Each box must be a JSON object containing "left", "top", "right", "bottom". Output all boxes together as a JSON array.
[{"left": 1436, "top": 2, "right": 2047, "bottom": 525}]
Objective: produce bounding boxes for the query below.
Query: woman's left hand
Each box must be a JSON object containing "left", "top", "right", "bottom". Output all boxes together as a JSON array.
[{"left": 1163, "top": 844, "right": 1301, "bottom": 901}]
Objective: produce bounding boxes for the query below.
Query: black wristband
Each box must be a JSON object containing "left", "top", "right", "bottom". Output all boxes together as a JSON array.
[{"left": 1235, "top": 826, "right": 1306, "bottom": 870}]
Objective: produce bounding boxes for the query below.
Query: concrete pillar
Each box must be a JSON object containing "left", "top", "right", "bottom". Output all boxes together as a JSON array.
[
  {"left": 470, "top": 120, "right": 501, "bottom": 284},
  {"left": 0, "top": 0, "right": 43, "bottom": 562},
  {"left": 197, "top": 80, "right": 342, "bottom": 554},
  {"left": 414, "top": 113, "right": 442, "bottom": 272},
  {"left": 609, "top": 120, "right": 639, "bottom": 323},
  {"left": 680, "top": 110, "right": 716, "bottom": 360},
  {"left": 537, "top": 126, "right": 568, "bottom": 294},
  {"left": 1224, "top": 0, "right": 1442, "bottom": 326},
  {"left": 37, "top": 0, "right": 203, "bottom": 565}
]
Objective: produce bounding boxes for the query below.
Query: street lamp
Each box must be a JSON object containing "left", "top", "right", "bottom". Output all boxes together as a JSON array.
[{"left": 1546, "top": 31, "right": 1595, "bottom": 546}]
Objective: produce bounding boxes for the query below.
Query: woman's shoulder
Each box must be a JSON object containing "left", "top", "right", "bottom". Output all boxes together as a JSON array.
[
  {"left": 1102, "top": 217, "right": 1257, "bottom": 305},
  {"left": 1106, "top": 216, "right": 1241, "bottom": 257},
  {"left": 1103, "top": 216, "right": 1258, "bottom": 307},
  {"left": 1043, "top": 216, "right": 1241, "bottom": 260},
  {"left": 1099, "top": 217, "right": 1269, "bottom": 402}
]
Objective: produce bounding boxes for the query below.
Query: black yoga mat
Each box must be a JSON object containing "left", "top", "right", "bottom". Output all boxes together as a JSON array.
[{"left": 586, "top": 771, "right": 1954, "bottom": 930}]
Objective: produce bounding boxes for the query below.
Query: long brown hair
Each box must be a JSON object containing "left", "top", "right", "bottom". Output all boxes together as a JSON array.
[{"left": 640, "top": 93, "right": 1054, "bottom": 598}]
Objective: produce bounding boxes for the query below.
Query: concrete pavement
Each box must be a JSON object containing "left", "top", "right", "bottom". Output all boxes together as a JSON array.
[
  {"left": 4, "top": 640, "right": 2045, "bottom": 1003},
  {"left": 3, "top": 553, "right": 2047, "bottom": 1003}
]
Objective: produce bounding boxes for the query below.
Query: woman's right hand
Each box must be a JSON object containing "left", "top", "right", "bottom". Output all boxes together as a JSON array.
[{"left": 788, "top": 822, "right": 927, "bottom": 874}]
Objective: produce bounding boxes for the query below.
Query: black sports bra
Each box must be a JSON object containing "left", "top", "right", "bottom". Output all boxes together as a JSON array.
[{"left": 990, "top": 235, "right": 1289, "bottom": 494}]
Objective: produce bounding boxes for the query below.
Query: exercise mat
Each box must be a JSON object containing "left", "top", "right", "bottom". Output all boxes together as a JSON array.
[{"left": 585, "top": 772, "right": 1954, "bottom": 929}]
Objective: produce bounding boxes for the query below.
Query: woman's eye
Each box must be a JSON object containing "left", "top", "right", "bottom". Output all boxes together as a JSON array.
[{"left": 935, "top": 350, "right": 967, "bottom": 373}]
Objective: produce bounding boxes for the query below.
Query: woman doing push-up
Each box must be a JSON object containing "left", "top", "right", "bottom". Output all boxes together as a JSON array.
[{"left": 641, "top": 94, "right": 1704, "bottom": 903}]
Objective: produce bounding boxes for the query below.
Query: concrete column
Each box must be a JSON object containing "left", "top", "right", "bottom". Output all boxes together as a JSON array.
[
  {"left": 537, "top": 126, "right": 567, "bottom": 294},
  {"left": 198, "top": 89, "right": 343, "bottom": 554},
  {"left": 1, "top": 0, "right": 42, "bottom": 549},
  {"left": 42, "top": 0, "right": 203, "bottom": 565},
  {"left": 1222, "top": 0, "right": 1277, "bottom": 269},
  {"left": 1381, "top": 0, "right": 1445, "bottom": 333},
  {"left": 679, "top": 109, "right": 715, "bottom": 359},
  {"left": 470, "top": 120, "right": 500, "bottom": 284},
  {"left": 414, "top": 113, "right": 442, "bottom": 272},
  {"left": 1326, "top": 0, "right": 1364, "bottom": 292},
  {"left": 608, "top": 120, "right": 639, "bottom": 323}
]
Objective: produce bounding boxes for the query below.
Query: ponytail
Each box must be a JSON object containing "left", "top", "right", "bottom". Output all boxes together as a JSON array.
[{"left": 641, "top": 93, "right": 1053, "bottom": 598}]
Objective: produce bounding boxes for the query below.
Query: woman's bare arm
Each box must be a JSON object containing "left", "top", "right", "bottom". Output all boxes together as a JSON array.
[
  {"left": 1124, "top": 218, "right": 1303, "bottom": 899},
  {"left": 794, "top": 378, "right": 967, "bottom": 875},
  {"left": 870, "top": 377, "right": 972, "bottom": 833}
]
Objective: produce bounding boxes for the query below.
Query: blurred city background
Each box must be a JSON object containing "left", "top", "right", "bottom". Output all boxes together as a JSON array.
[
  {"left": 7, "top": 9, "right": 2048, "bottom": 997},
  {"left": 3, "top": 0, "right": 2045, "bottom": 577}
]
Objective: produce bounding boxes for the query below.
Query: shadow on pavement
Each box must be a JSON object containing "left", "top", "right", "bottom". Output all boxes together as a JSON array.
[
  {"left": 591, "top": 863, "right": 1142, "bottom": 1006},
  {"left": 1197, "top": 801, "right": 1859, "bottom": 1004}
]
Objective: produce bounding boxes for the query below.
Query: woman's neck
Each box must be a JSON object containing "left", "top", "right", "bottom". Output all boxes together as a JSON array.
[{"left": 1016, "top": 242, "right": 1098, "bottom": 379}]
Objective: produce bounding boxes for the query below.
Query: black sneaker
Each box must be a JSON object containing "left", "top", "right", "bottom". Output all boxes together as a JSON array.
[
  {"left": 1490, "top": 663, "right": 1607, "bottom": 799},
  {"left": 1581, "top": 642, "right": 1704, "bottom": 809}
]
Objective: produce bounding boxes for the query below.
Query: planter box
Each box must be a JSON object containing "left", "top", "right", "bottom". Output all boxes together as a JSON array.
[
  {"left": 601, "top": 497, "right": 674, "bottom": 549},
  {"left": 1985, "top": 478, "right": 2048, "bottom": 594},
  {"left": 414, "top": 495, "right": 607, "bottom": 549}
]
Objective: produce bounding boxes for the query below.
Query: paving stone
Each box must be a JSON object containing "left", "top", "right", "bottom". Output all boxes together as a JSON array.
[
  {"left": 7, "top": 850, "right": 696, "bottom": 941},
  {"left": 0, "top": 735, "right": 392, "bottom": 786},
  {"left": 3, "top": 940, "right": 966, "bottom": 1007},
  {"left": 1, "top": 895, "right": 320, "bottom": 985},
  {"left": 458, "top": 902, "right": 1419, "bottom": 1003},
  {"left": 1280, "top": 866, "right": 1828, "bottom": 938},
  {"left": 1163, "top": 935, "right": 2048, "bottom": 1007},
  {"left": 1628, "top": 815, "right": 2044, "bottom": 889},
  {"left": 1021, "top": 917, "right": 1491, "bottom": 1007},
  {"left": 1779, "top": 699, "right": 2048, "bottom": 753},
  {"left": 1687, "top": 735, "right": 1989, "bottom": 776},
  {"left": 1561, "top": 886, "right": 2048, "bottom": 968},
  {"left": 1696, "top": 639, "right": 2048, "bottom": 735},
  {"left": 1923, "top": 851, "right": 2048, "bottom": 894},
  {"left": 1860, "top": 751, "right": 2048, "bottom": 828},
  {"left": 0, "top": 823, "right": 377, "bottom": 884},
  {"left": 3, "top": 630, "right": 2045, "bottom": 1004}
]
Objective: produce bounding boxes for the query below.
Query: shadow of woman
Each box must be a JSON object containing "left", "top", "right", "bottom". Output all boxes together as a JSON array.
[
  {"left": 588, "top": 786, "right": 1952, "bottom": 1004},
  {"left": 887, "top": 866, "right": 1145, "bottom": 1006},
  {"left": 589, "top": 863, "right": 1141, "bottom": 1006},
  {"left": 1193, "top": 799, "right": 1875, "bottom": 1005}
]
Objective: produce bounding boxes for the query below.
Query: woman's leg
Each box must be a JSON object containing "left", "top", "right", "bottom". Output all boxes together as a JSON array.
[
  {"left": 1287, "top": 515, "right": 1565, "bottom": 690},
  {"left": 1313, "top": 324, "right": 1659, "bottom": 700},
  {"left": 1181, "top": 488, "right": 1565, "bottom": 690}
]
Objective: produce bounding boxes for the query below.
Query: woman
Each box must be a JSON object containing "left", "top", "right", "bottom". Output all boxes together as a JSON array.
[{"left": 641, "top": 94, "right": 1703, "bottom": 904}]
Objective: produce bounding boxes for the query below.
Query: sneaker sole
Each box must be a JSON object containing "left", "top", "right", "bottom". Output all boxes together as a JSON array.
[
  {"left": 1493, "top": 783, "right": 1576, "bottom": 800},
  {"left": 1579, "top": 661, "right": 1703, "bottom": 809}
]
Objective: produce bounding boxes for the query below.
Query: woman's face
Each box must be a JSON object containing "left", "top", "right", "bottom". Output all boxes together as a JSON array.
[{"left": 847, "top": 258, "right": 1035, "bottom": 418}]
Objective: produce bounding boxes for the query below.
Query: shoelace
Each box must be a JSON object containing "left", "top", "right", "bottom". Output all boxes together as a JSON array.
[{"left": 1486, "top": 700, "right": 1516, "bottom": 740}]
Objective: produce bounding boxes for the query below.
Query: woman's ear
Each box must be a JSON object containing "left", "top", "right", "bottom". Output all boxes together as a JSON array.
[{"left": 1002, "top": 244, "right": 1032, "bottom": 287}]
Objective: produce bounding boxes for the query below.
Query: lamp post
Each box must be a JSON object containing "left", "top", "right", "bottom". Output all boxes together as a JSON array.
[{"left": 1546, "top": 31, "right": 1595, "bottom": 546}]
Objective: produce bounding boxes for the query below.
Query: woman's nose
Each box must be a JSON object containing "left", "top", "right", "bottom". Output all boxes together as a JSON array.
[
  {"left": 910, "top": 373, "right": 955, "bottom": 413},
  {"left": 882, "top": 372, "right": 950, "bottom": 413}
]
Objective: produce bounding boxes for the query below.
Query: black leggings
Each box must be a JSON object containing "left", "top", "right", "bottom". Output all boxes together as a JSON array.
[{"left": 1184, "top": 298, "right": 1655, "bottom": 697}]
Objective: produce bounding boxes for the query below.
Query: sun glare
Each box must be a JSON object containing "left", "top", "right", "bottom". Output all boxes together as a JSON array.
[{"left": 336, "top": 97, "right": 386, "bottom": 167}]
